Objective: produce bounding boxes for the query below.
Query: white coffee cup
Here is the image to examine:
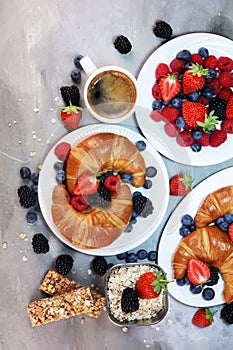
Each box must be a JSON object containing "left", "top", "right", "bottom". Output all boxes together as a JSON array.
[{"left": 80, "top": 56, "right": 138, "bottom": 123}]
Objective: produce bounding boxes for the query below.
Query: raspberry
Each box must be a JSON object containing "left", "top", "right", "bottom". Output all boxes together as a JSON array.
[
  {"left": 54, "top": 142, "right": 71, "bottom": 162},
  {"left": 153, "top": 20, "right": 173, "bottom": 40},
  {"left": 155, "top": 63, "right": 170, "bottom": 81},
  {"left": 152, "top": 84, "right": 162, "bottom": 100},
  {"left": 204, "top": 55, "right": 218, "bottom": 69},
  {"left": 218, "top": 56, "right": 233, "bottom": 71},
  {"left": 60, "top": 85, "right": 80, "bottom": 106},
  {"left": 91, "top": 256, "right": 108, "bottom": 276},
  {"left": 121, "top": 287, "right": 139, "bottom": 313},
  {"left": 176, "top": 130, "right": 193, "bottom": 147},
  {"left": 198, "top": 132, "right": 210, "bottom": 146},
  {"left": 219, "top": 72, "right": 233, "bottom": 88},
  {"left": 161, "top": 106, "right": 179, "bottom": 122},
  {"left": 150, "top": 109, "right": 164, "bottom": 122},
  {"left": 113, "top": 35, "right": 132, "bottom": 54},
  {"left": 55, "top": 254, "right": 74, "bottom": 275},
  {"left": 221, "top": 120, "right": 233, "bottom": 134},
  {"left": 197, "top": 96, "right": 210, "bottom": 106},
  {"left": 32, "top": 233, "right": 49, "bottom": 254},
  {"left": 218, "top": 88, "right": 233, "bottom": 101},
  {"left": 226, "top": 96, "right": 233, "bottom": 120},
  {"left": 190, "top": 54, "right": 203, "bottom": 65},
  {"left": 164, "top": 122, "right": 179, "bottom": 137},
  {"left": 17, "top": 185, "right": 36, "bottom": 208},
  {"left": 206, "top": 77, "right": 221, "bottom": 95},
  {"left": 170, "top": 58, "right": 186, "bottom": 74},
  {"left": 209, "top": 129, "right": 227, "bottom": 147}
]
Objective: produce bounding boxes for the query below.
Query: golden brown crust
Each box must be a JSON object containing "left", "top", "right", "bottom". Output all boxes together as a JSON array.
[
  {"left": 172, "top": 226, "right": 233, "bottom": 303},
  {"left": 194, "top": 186, "right": 233, "bottom": 228}
]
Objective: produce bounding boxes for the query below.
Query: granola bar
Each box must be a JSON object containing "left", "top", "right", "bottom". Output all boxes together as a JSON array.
[
  {"left": 40, "top": 270, "right": 105, "bottom": 318},
  {"left": 27, "top": 286, "right": 94, "bottom": 327}
]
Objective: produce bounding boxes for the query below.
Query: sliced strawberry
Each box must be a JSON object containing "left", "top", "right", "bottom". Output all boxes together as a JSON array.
[
  {"left": 228, "top": 223, "right": 233, "bottom": 242},
  {"left": 104, "top": 175, "right": 120, "bottom": 192},
  {"left": 71, "top": 195, "right": 89, "bottom": 211},
  {"left": 182, "top": 101, "right": 207, "bottom": 128},
  {"left": 73, "top": 172, "right": 99, "bottom": 195},
  {"left": 54, "top": 142, "right": 71, "bottom": 162},
  {"left": 158, "top": 74, "right": 181, "bottom": 102},
  {"left": 187, "top": 258, "right": 210, "bottom": 285},
  {"left": 61, "top": 103, "right": 83, "bottom": 131}
]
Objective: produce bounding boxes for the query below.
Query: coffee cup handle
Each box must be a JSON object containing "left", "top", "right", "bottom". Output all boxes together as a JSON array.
[{"left": 80, "top": 56, "right": 97, "bottom": 76}]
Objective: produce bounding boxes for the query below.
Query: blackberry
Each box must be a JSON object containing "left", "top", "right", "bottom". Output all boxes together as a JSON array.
[
  {"left": 88, "top": 185, "right": 111, "bottom": 208},
  {"left": 133, "top": 193, "right": 154, "bottom": 218},
  {"left": 113, "top": 35, "right": 132, "bottom": 54},
  {"left": 209, "top": 97, "right": 227, "bottom": 120},
  {"left": 153, "top": 20, "right": 173, "bottom": 40},
  {"left": 32, "top": 233, "right": 49, "bottom": 254},
  {"left": 17, "top": 185, "right": 36, "bottom": 208},
  {"left": 55, "top": 254, "right": 74, "bottom": 275},
  {"left": 60, "top": 85, "right": 80, "bottom": 106},
  {"left": 205, "top": 266, "right": 219, "bottom": 286},
  {"left": 92, "top": 256, "right": 108, "bottom": 276},
  {"left": 121, "top": 287, "right": 139, "bottom": 313},
  {"left": 220, "top": 302, "right": 233, "bottom": 324}
]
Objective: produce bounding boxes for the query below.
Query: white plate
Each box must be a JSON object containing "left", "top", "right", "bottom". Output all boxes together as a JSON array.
[
  {"left": 135, "top": 33, "right": 233, "bottom": 166},
  {"left": 158, "top": 167, "right": 233, "bottom": 307},
  {"left": 38, "top": 124, "right": 169, "bottom": 256}
]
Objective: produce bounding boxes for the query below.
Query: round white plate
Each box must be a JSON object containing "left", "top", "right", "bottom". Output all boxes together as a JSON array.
[
  {"left": 38, "top": 124, "right": 169, "bottom": 256},
  {"left": 158, "top": 167, "right": 233, "bottom": 307},
  {"left": 135, "top": 33, "right": 233, "bottom": 166}
]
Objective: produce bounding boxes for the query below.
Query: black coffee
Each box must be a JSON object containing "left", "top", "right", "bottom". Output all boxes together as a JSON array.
[{"left": 87, "top": 70, "right": 137, "bottom": 119}]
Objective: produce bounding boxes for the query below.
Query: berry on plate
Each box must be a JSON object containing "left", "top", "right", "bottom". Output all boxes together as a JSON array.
[
  {"left": 228, "top": 223, "right": 233, "bottom": 242},
  {"left": 71, "top": 195, "right": 89, "bottom": 211},
  {"left": 182, "top": 101, "right": 207, "bottom": 128},
  {"left": 155, "top": 63, "right": 170, "bottom": 81},
  {"left": 182, "top": 63, "right": 209, "bottom": 94},
  {"left": 169, "top": 173, "right": 194, "bottom": 196},
  {"left": 60, "top": 85, "right": 80, "bottom": 106},
  {"left": 192, "top": 308, "right": 216, "bottom": 328},
  {"left": 158, "top": 74, "right": 181, "bottom": 102},
  {"left": 196, "top": 110, "right": 219, "bottom": 133},
  {"left": 209, "top": 129, "right": 227, "bottom": 147},
  {"left": 104, "top": 175, "right": 120, "bottom": 191},
  {"left": 61, "top": 103, "right": 83, "bottom": 131},
  {"left": 54, "top": 142, "right": 71, "bottom": 162},
  {"left": 73, "top": 172, "right": 99, "bottom": 195},
  {"left": 135, "top": 270, "right": 172, "bottom": 299},
  {"left": 226, "top": 95, "right": 233, "bottom": 120},
  {"left": 187, "top": 258, "right": 210, "bottom": 285}
]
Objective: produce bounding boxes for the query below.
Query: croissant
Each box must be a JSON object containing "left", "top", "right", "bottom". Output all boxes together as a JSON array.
[
  {"left": 172, "top": 226, "right": 233, "bottom": 304},
  {"left": 194, "top": 186, "right": 233, "bottom": 228},
  {"left": 51, "top": 183, "right": 133, "bottom": 249},
  {"left": 66, "top": 133, "right": 146, "bottom": 194}
]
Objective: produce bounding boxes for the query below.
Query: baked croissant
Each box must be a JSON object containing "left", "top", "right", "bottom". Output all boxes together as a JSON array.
[
  {"left": 66, "top": 133, "right": 146, "bottom": 194},
  {"left": 194, "top": 186, "right": 233, "bottom": 228},
  {"left": 172, "top": 226, "right": 233, "bottom": 304},
  {"left": 51, "top": 183, "right": 132, "bottom": 249}
]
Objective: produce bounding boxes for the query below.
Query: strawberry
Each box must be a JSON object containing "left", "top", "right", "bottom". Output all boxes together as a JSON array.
[
  {"left": 226, "top": 95, "right": 233, "bottom": 120},
  {"left": 61, "top": 103, "right": 83, "bottom": 131},
  {"left": 73, "top": 172, "right": 99, "bottom": 195},
  {"left": 170, "top": 173, "right": 193, "bottom": 196},
  {"left": 104, "top": 175, "right": 120, "bottom": 191},
  {"left": 135, "top": 271, "right": 172, "bottom": 299},
  {"left": 187, "top": 258, "right": 210, "bottom": 285},
  {"left": 71, "top": 195, "right": 89, "bottom": 211},
  {"left": 159, "top": 74, "right": 181, "bottom": 102},
  {"left": 54, "top": 142, "right": 71, "bottom": 162},
  {"left": 192, "top": 308, "right": 216, "bottom": 328},
  {"left": 182, "top": 101, "right": 207, "bottom": 128},
  {"left": 228, "top": 223, "right": 233, "bottom": 242},
  {"left": 209, "top": 129, "right": 227, "bottom": 147},
  {"left": 155, "top": 63, "right": 170, "bottom": 81},
  {"left": 182, "top": 63, "right": 209, "bottom": 94}
]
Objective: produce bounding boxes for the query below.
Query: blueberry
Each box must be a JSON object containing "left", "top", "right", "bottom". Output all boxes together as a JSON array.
[
  {"left": 176, "top": 116, "right": 186, "bottom": 129},
  {"left": 130, "top": 210, "right": 138, "bottom": 221},
  {"left": 136, "top": 140, "right": 147, "bottom": 152},
  {"left": 137, "top": 249, "right": 148, "bottom": 260},
  {"left": 152, "top": 99, "right": 163, "bottom": 110},
  {"left": 191, "top": 142, "right": 202, "bottom": 152},
  {"left": 32, "top": 184, "right": 38, "bottom": 194},
  {"left": 202, "top": 87, "right": 214, "bottom": 99},
  {"left": 176, "top": 277, "right": 186, "bottom": 286},
  {"left": 224, "top": 213, "right": 233, "bottom": 224},
  {"left": 191, "top": 130, "right": 203, "bottom": 140},
  {"left": 198, "top": 47, "right": 209, "bottom": 58},
  {"left": 189, "top": 223, "right": 197, "bottom": 232},
  {"left": 181, "top": 214, "right": 194, "bottom": 226},
  {"left": 143, "top": 179, "right": 153, "bottom": 189},
  {"left": 179, "top": 225, "right": 190, "bottom": 237},
  {"left": 74, "top": 54, "right": 84, "bottom": 69},
  {"left": 121, "top": 173, "right": 134, "bottom": 184},
  {"left": 116, "top": 252, "right": 128, "bottom": 260},
  {"left": 35, "top": 198, "right": 41, "bottom": 212},
  {"left": 202, "top": 287, "right": 215, "bottom": 301},
  {"left": 130, "top": 218, "right": 137, "bottom": 225},
  {"left": 185, "top": 62, "right": 193, "bottom": 70},
  {"left": 171, "top": 97, "right": 182, "bottom": 109},
  {"left": 20, "top": 167, "right": 31, "bottom": 179},
  {"left": 176, "top": 49, "right": 191, "bottom": 61},
  {"left": 215, "top": 216, "right": 225, "bottom": 225},
  {"left": 31, "top": 172, "right": 39, "bottom": 184},
  {"left": 133, "top": 191, "right": 142, "bottom": 197},
  {"left": 184, "top": 274, "right": 191, "bottom": 285},
  {"left": 190, "top": 283, "right": 202, "bottom": 294},
  {"left": 56, "top": 170, "right": 66, "bottom": 184},
  {"left": 218, "top": 221, "right": 229, "bottom": 232},
  {"left": 71, "top": 69, "right": 81, "bottom": 84},
  {"left": 124, "top": 223, "right": 133, "bottom": 233},
  {"left": 126, "top": 252, "right": 138, "bottom": 263},
  {"left": 26, "top": 211, "right": 38, "bottom": 224},
  {"left": 148, "top": 250, "right": 157, "bottom": 262},
  {"left": 146, "top": 166, "right": 157, "bottom": 178},
  {"left": 54, "top": 161, "right": 65, "bottom": 171},
  {"left": 188, "top": 91, "right": 200, "bottom": 102}
]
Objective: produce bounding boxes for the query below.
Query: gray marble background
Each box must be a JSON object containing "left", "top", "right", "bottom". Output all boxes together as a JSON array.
[{"left": 1, "top": 1, "right": 233, "bottom": 349}]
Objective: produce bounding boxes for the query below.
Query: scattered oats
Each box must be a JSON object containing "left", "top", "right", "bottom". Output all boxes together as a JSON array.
[
  {"left": 80, "top": 317, "right": 85, "bottom": 325},
  {"left": 144, "top": 339, "right": 147, "bottom": 344},
  {"left": 2, "top": 242, "right": 8, "bottom": 249},
  {"left": 8, "top": 122, "right": 12, "bottom": 127},
  {"left": 71, "top": 270, "right": 76, "bottom": 275},
  {"left": 19, "top": 249, "right": 23, "bottom": 253},
  {"left": 122, "top": 327, "right": 128, "bottom": 333},
  {"left": 13, "top": 120, "right": 17, "bottom": 124},
  {"left": 167, "top": 319, "right": 173, "bottom": 325},
  {"left": 51, "top": 118, "right": 56, "bottom": 124},
  {"left": 103, "top": 306, "right": 106, "bottom": 311},
  {"left": 50, "top": 107, "right": 54, "bottom": 111},
  {"left": 90, "top": 283, "right": 95, "bottom": 288},
  {"left": 32, "top": 134, "right": 37, "bottom": 139},
  {"left": 45, "top": 139, "right": 50, "bottom": 145},
  {"left": 38, "top": 164, "right": 42, "bottom": 170},
  {"left": 18, "top": 98, "right": 22, "bottom": 102},
  {"left": 54, "top": 97, "right": 59, "bottom": 102},
  {"left": 50, "top": 133, "right": 54, "bottom": 138},
  {"left": 37, "top": 138, "right": 41, "bottom": 142},
  {"left": 33, "top": 107, "right": 39, "bottom": 113},
  {"left": 18, "top": 140, "right": 22, "bottom": 144},
  {"left": 87, "top": 269, "right": 92, "bottom": 275},
  {"left": 29, "top": 151, "right": 36, "bottom": 158},
  {"left": 22, "top": 255, "right": 28, "bottom": 262},
  {"left": 155, "top": 326, "right": 160, "bottom": 331},
  {"left": 19, "top": 233, "right": 27, "bottom": 240}
]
